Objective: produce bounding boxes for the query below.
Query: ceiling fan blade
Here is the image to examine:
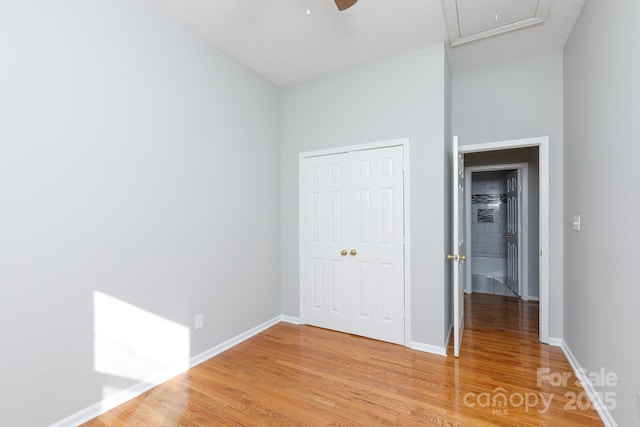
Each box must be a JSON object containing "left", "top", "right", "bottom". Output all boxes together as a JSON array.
[{"left": 334, "top": 0, "right": 357, "bottom": 11}]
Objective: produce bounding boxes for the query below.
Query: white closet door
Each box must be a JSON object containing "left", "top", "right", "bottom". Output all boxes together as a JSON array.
[
  {"left": 348, "top": 146, "right": 405, "bottom": 345},
  {"left": 301, "top": 154, "right": 350, "bottom": 333},
  {"left": 301, "top": 146, "right": 405, "bottom": 345}
]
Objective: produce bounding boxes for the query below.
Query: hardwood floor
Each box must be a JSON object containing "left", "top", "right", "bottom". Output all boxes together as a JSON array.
[{"left": 84, "top": 294, "right": 603, "bottom": 426}]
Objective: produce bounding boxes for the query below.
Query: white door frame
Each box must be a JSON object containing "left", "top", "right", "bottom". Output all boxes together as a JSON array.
[
  {"left": 298, "top": 138, "right": 411, "bottom": 346},
  {"left": 458, "top": 136, "right": 550, "bottom": 344},
  {"left": 464, "top": 163, "right": 529, "bottom": 301}
]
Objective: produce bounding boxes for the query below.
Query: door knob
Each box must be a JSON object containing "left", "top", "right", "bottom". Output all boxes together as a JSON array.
[
  {"left": 447, "top": 254, "right": 467, "bottom": 261},
  {"left": 341, "top": 249, "right": 348, "bottom": 256},
  {"left": 459, "top": 255, "right": 467, "bottom": 261},
  {"left": 447, "top": 254, "right": 457, "bottom": 260},
  {"left": 350, "top": 249, "right": 357, "bottom": 256}
]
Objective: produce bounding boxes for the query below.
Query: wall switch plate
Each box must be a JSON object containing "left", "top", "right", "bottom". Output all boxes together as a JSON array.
[
  {"left": 195, "top": 313, "right": 204, "bottom": 330},
  {"left": 572, "top": 215, "right": 581, "bottom": 231}
]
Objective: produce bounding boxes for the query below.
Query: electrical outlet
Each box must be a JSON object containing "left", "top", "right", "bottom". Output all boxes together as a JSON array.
[{"left": 195, "top": 313, "right": 204, "bottom": 330}]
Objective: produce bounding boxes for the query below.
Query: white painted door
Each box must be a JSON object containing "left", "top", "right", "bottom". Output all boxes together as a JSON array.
[
  {"left": 506, "top": 170, "right": 520, "bottom": 296},
  {"left": 301, "top": 154, "right": 350, "bottom": 334},
  {"left": 301, "top": 146, "right": 405, "bottom": 345},
  {"left": 348, "top": 147, "right": 405, "bottom": 345},
  {"left": 451, "top": 137, "right": 466, "bottom": 358}
]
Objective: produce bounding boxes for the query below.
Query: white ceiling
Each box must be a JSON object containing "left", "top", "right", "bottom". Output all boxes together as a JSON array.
[{"left": 145, "top": 0, "right": 585, "bottom": 87}]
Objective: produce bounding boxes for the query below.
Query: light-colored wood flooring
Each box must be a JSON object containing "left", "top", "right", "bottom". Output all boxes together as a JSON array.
[{"left": 84, "top": 294, "right": 603, "bottom": 426}]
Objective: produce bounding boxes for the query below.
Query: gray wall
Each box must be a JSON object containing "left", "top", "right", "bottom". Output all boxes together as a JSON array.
[
  {"left": 564, "top": 1, "right": 640, "bottom": 425},
  {"left": 0, "top": 1, "right": 281, "bottom": 425},
  {"left": 444, "top": 52, "right": 453, "bottom": 343},
  {"left": 452, "top": 51, "right": 563, "bottom": 337},
  {"left": 281, "top": 45, "right": 450, "bottom": 348}
]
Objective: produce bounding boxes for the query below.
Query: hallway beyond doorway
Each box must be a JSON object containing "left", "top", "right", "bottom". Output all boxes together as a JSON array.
[{"left": 463, "top": 292, "right": 537, "bottom": 336}]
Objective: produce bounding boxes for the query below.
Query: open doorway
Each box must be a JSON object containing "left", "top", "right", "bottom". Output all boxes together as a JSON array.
[
  {"left": 462, "top": 147, "right": 539, "bottom": 305},
  {"left": 467, "top": 168, "right": 519, "bottom": 297},
  {"left": 465, "top": 165, "right": 532, "bottom": 301},
  {"left": 452, "top": 137, "right": 551, "bottom": 351}
]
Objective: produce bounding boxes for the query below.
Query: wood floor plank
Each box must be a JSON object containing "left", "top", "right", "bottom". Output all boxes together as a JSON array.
[{"left": 83, "top": 293, "right": 604, "bottom": 426}]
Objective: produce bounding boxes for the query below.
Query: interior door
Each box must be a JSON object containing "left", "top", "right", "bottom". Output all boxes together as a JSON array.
[
  {"left": 349, "top": 146, "right": 405, "bottom": 345},
  {"left": 301, "top": 146, "right": 405, "bottom": 345},
  {"left": 451, "top": 137, "right": 466, "bottom": 357},
  {"left": 301, "top": 154, "right": 350, "bottom": 333},
  {"left": 506, "top": 170, "right": 520, "bottom": 296}
]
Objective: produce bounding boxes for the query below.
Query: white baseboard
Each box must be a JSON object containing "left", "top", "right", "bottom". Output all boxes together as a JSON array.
[
  {"left": 410, "top": 341, "right": 447, "bottom": 357},
  {"left": 560, "top": 340, "right": 618, "bottom": 427},
  {"left": 444, "top": 324, "right": 453, "bottom": 351},
  {"left": 280, "top": 315, "right": 301, "bottom": 325},
  {"left": 50, "top": 315, "right": 284, "bottom": 427},
  {"left": 527, "top": 295, "right": 540, "bottom": 301},
  {"left": 547, "top": 337, "right": 563, "bottom": 347},
  {"left": 188, "top": 316, "right": 283, "bottom": 368}
]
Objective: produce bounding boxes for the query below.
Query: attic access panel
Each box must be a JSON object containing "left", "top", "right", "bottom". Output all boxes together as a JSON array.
[{"left": 443, "top": 0, "right": 553, "bottom": 46}]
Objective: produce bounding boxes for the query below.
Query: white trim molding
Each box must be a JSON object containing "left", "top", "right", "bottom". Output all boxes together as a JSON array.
[
  {"left": 280, "top": 315, "right": 301, "bottom": 325},
  {"left": 444, "top": 324, "right": 453, "bottom": 351},
  {"left": 560, "top": 341, "right": 619, "bottom": 427},
  {"left": 50, "top": 316, "right": 284, "bottom": 427},
  {"left": 411, "top": 341, "right": 447, "bottom": 357},
  {"left": 546, "top": 337, "right": 563, "bottom": 347}
]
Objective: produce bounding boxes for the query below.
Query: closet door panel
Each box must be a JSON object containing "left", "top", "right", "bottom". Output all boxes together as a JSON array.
[
  {"left": 349, "top": 146, "right": 405, "bottom": 345},
  {"left": 301, "top": 154, "right": 350, "bottom": 333}
]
